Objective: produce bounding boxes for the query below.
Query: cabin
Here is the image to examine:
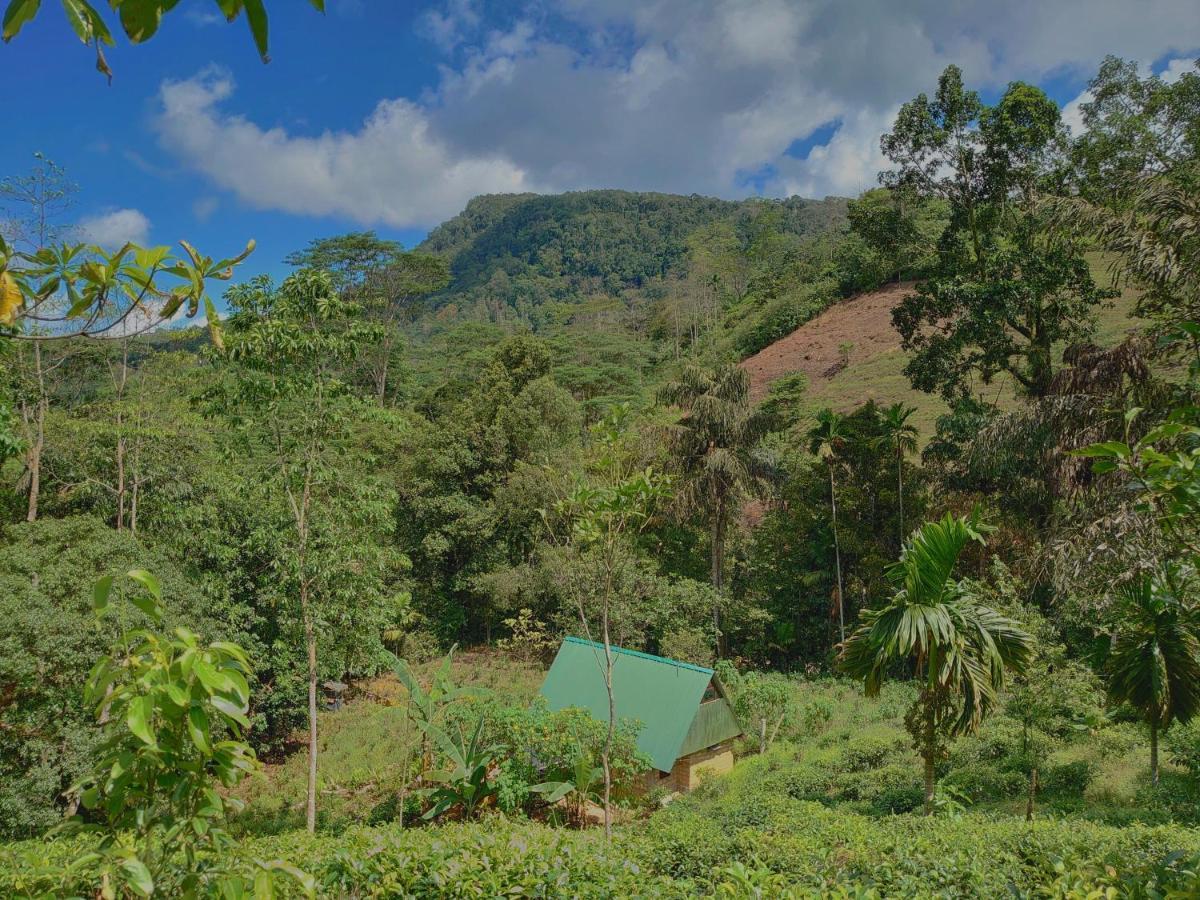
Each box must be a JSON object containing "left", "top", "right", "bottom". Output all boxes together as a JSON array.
[{"left": 539, "top": 637, "right": 742, "bottom": 792}]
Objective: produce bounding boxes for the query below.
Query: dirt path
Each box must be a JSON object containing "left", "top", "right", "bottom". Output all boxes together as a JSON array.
[{"left": 740, "top": 281, "right": 916, "bottom": 402}]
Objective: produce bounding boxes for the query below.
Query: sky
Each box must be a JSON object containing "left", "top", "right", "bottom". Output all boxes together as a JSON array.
[{"left": 3, "top": 0, "right": 1199, "bottom": 291}]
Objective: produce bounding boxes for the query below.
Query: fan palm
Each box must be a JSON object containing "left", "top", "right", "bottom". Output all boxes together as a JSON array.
[
  {"left": 807, "top": 408, "right": 847, "bottom": 642},
  {"left": 1106, "top": 573, "right": 1200, "bottom": 786},
  {"left": 840, "top": 512, "right": 1033, "bottom": 813},
  {"left": 876, "top": 402, "right": 919, "bottom": 546},
  {"left": 659, "top": 363, "right": 770, "bottom": 654}
]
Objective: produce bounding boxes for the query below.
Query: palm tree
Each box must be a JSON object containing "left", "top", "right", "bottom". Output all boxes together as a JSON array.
[
  {"left": 1106, "top": 573, "right": 1200, "bottom": 786},
  {"left": 840, "top": 512, "right": 1033, "bottom": 814},
  {"left": 807, "top": 408, "right": 847, "bottom": 642},
  {"left": 875, "top": 403, "right": 919, "bottom": 547},
  {"left": 659, "top": 363, "right": 770, "bottom": 654}
]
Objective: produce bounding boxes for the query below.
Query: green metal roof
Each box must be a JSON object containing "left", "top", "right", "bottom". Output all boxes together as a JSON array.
[{"left": 539, "top": 637, "right": 742, "bottom": 772}]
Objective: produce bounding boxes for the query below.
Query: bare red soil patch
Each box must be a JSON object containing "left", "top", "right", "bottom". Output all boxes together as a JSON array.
[{"left": 740, "top": 281, "right": 916, "bottom": 402}]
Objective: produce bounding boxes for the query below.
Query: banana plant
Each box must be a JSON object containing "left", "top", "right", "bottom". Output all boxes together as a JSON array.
[
  {"left": 530, "top": 747, "right": 604, "bottom": 827},
  {"left": 418, "top": 716, "right": 502, "bottom": 821}
]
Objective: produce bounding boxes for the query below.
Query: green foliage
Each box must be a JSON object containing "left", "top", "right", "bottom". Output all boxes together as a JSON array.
[
  {"left": 714, "top": 662, "right": 793, "bottom": 754},
  {"left": 0, "top": 230, "right": 250, "bottom": 342},
  {"left": 840, "top": 512, "right": 1033, "bottom": 812},
  {"left": 0, "top": 517, "right": 215, "bottom": 838},
  {"left": 882, "top": 65, "right": 1117, "bottom": 400},
  {"left": 1, "top": 0, "right": 325, "bottom": 77},
  {"left": 51, "top": 570, "right": 311, "bottom": 898},
  {"left": 419, "top": 717, "right": 502, "bottom": 821}
]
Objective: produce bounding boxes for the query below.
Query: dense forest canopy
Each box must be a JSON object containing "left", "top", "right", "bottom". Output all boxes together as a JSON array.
[{"left": 1, "top": 48, "right": 1200, "bottom": 898}]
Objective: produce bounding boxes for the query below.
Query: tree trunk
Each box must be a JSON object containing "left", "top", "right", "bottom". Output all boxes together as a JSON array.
[
  {"left": 304, "top": 584, "right": 318, "bottom": 834},
  {"left": 25, "top": 425, "right": 41, "bottom": 522},
  {"left": 923, "top": 699, "right": 936, "bottom": 815},
  {"left": 1150, "top": 720, "right": 1159, "bottom": 787},
  {"left": 896, "top": 444, "right": 904, "bottom": 548},
  {"left": 115, "top": 434, "right": 126, "bottom": 531},
  {"left": 1025, "top": 767, "right": 1038, "bottom": 822},
  {"left": 601, "top": 598, "right": 615, "bottom": 843},
  {"left": 25, "top": 343, "right": 46, "bottom": 523},
  {"left": 830, "top": 465, "right": 844, "bottom": 644},
  {"left": 710, "top": 501, "right": 727, "bottom": 657},
  {"left": 926, "top": 753, "right": 936, "bottom": 816}
]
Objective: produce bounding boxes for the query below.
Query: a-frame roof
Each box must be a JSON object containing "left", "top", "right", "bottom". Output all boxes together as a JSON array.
[{"left": 539, "top": 637, "right": 741, "bottom": 772}]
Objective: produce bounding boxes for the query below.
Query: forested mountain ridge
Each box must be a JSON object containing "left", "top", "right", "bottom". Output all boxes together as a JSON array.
[{"left": 412, "top": 190, "right": 850, "bottom": 334}]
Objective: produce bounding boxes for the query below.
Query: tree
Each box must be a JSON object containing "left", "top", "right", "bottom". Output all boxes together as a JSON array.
[
  {"left": 1069, "top": 57, "right": 1200, "bottom": 206},
  {"left": 883, "top": 66, "right": 1114, "bottom": 400},
  {"left": 285, "top": 231, "right": 404, "bottom": 294},
  {"left": 1105, "top": 574, "right": 1200, "bottom": 786},
  {"left": 1, "top": 0, "right": 326, "bottom": 79},
  {"left": 213, "top": 269, "right": 380, "bottom": 833},
  {"left": 286, "top": 232, "right": 449, "bottom": 404},
  {"left": 846, "top": 188, "right": 944, "bottom": 284},
  {"left": 875, "top": 402, "right": 919, "bottom": 545},
  {"left": 2, "top": 153, "right": 79, "bottom": 522},
  {"left": 550, "top": 408, "right": 670, "bottom": 840},
  {"left": 840, "top": 512, "right": 1033, "bottom": 814},
  {"left": 807, "top": 408, "right": 847, "bottom": 642},
  {"left": 1081, "top": 417, "right": 1200, "bottom": 786},
  {"left": 659, "top": 363, "right": 769, "bottom": 653}
]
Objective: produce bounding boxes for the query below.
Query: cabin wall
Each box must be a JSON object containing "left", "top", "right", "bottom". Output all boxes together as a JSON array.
[{"left": 665, "top": 743, "right": 735, "bottom": 792}]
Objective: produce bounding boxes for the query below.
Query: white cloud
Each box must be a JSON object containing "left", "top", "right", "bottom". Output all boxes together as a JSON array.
[
  {"left": 153, "top": 67, "right": 535, "bottom": 228},
  {"left": 78, "top": 208, "right": 151, "bottom": 248},
  {"left": 192, "top": 196, "right": 219, "bottom": 222},
  {"left": 152, "top": 2, "right": 1200, "bottom": 227},
  {"left": 1161, "top": 56, "right": 1197, "bottom": 83}
]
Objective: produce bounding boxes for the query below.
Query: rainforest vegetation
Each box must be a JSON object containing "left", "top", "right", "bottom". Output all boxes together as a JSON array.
[{"left": 1, "top": 53, "right": 1200, "bottom": 897}]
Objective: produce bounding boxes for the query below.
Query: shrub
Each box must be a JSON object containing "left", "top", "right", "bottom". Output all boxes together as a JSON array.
[{"left": 0, "top": 518, "right": 216, "bottom": 838}]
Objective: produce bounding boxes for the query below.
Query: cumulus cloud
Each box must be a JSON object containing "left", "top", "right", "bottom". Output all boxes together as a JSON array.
[
  {"left": 153, "top": 67, "right": 535, "bottom": 228},
  {"left": 152, "top": 1, "right": 1200, "bottom": 227},
  {"left": 78, "top": 208, "right": 151, "bottom": 248}
]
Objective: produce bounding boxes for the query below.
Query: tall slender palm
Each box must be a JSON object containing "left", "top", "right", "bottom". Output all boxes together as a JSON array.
[
  {"left": 807, "top": 408, "right": 847, "bottom": 642},
  {"left": 1106, "top": 573, "right": 1200, "bottom": 786},
  {"left": 659, "top": 363, "right": 770, "bottom": 654},
  {"left": 840, "top": 512, "right": 1033, "bottom": 813},
  {"left": 876, "top": 403, "right": 919, "bottom": 546}
]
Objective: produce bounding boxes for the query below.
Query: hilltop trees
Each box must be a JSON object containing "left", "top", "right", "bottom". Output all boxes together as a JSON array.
[{"left": 884, "top": 65, "right": 1115, "bottom": 400}]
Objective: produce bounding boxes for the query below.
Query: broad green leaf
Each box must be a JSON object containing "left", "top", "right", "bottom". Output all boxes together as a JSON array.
[
  {"left": 117, "top": 0, "right": 163, "bottom": 42},
  {"left": 93, "top": 574, "right": 114, "bottom": 614},
  {"left": 194, "top": 656, "right": 235, "bottom": 694},
  {"left": 242, "top": 0, "right": 268, "bottom": 60},
  {"left": 127, "top": 695, "right": 156, "bottom": 746},
  {"left": 126, "top": 568, "right": 162, "bottom": 601},
  {"left": 2, "top": 0, "right": 40, "bottom": 41},
  {"left": 187, "top": 704, "right": 212, "bottom": 754},
  {"left": 210, "top": 695, "right": 251, "bottom": 728},
  {"left": 128, "top": 591, "right": 162, "bottom": 623},
  {"left": 119, "top": 857, "right": 154, "bottom": 897}
]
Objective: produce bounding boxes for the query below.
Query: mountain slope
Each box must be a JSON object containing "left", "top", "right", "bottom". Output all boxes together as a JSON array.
[{"left": 417, "top": 190, "right": 849, "bottom": 316}]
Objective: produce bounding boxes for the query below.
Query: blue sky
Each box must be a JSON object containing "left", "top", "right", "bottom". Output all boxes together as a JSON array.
[{"left": 3, "top": 0, "right": 1198, "bottom": 294}]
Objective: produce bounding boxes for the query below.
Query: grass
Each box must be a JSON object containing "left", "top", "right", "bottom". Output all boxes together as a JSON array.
[
  {"left": 231, "top": 650, "right": 544, "bottom": 834},
  {"left": 798, "top": 254, "right": 1146, "bottom": 444}
]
